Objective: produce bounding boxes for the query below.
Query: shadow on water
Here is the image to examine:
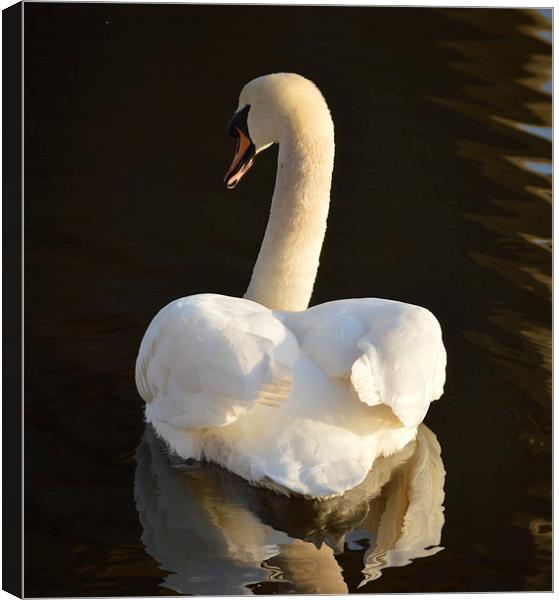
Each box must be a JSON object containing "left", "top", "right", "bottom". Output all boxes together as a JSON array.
[
  {"left": 135, "top": 425, "right": 445, "bottom": 595},
  {"left": 23, "top": 5, "right": 550, "bottom": 596}
]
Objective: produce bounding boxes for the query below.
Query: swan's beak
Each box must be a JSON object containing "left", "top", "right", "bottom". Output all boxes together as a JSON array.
[{"left": 224, "top": 127, "right": 256, "bottom": 189}]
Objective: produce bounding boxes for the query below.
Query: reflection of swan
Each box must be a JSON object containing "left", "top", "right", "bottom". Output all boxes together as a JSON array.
[
  {"left": 135, "top": 73, "right": 446, "bottom": 498},
  {"left": 134, "top": 424, "right": 445, "bottom": 594}
]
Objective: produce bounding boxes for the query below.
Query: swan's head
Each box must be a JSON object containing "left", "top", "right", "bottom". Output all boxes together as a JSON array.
[{"left": 224, "top": 73, "right": 333, "bottom": 189}]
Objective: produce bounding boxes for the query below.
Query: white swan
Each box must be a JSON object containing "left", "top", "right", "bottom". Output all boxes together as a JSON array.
[{"left": 135, "top": 73, "right": 446, "bottom": 499}]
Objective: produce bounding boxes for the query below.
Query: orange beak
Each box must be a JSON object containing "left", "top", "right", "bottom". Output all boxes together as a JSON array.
[{"left": 224, "top": 127, "right": 255, "bottom": 189}]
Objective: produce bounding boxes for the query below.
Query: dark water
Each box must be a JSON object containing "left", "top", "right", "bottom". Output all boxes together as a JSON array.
[{"left": 24, "top": 4, "right": 551, "bottom": 596}]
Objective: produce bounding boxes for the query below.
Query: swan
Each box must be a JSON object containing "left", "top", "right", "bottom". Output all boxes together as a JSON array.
[{"left": 135, "top": 73, "right": 446, "bottom": 499}]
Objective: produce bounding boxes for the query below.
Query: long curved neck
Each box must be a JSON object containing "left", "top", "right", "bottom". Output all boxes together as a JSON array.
[{"left": 244, "top": 117, "right": 335, "bottom": 311}]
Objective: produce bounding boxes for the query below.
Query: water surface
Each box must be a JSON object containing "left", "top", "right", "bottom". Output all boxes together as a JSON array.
[{"left": 24, "top": 5, "right": 551, "bottom": 595}]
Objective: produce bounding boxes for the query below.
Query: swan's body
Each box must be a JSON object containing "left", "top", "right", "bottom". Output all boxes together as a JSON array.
[{"left": 136, "top": 73, "right": 446, "bottom": 498}]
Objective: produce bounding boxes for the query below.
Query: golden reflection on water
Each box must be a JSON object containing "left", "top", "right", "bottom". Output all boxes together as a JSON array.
[
  {"left": 525, "top": 516, "right": 552, "bottom": 589},
  {"left": 430, "top": 9, "right": 551, "bottom": 416},
  {"left": 510, "top": 512, "right": 552, "bottom": 590},
  {"left": 134, "top": 425, "right": 445, "bottom": 595}
]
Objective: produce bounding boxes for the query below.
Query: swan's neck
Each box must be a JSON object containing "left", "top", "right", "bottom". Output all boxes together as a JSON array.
[{"left": 244, "top": 120, "right": 335, "bottom": 311}]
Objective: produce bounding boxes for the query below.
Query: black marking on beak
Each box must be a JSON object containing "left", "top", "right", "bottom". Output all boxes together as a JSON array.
[
  {"left": 224, "top": 105, "right": 256, "bottom": 189},
  {"left": 226, "top": 104, "right": 251, "bottom": 139}
]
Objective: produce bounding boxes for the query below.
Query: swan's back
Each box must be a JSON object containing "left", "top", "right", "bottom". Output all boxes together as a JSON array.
[{"left": 136, "top": 293, "right": 445, "bottom": 498}]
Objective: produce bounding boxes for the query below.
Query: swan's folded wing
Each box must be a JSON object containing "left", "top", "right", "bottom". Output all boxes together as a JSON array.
[
  {"left": 136, "top": 294, "right": 298, "bottom": 430},
  {"left": 350, "top": 302, "right": 446, "bottom": 427},
  {"left": 286, "top": 299, "right": 446, "bottom": 428}
]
